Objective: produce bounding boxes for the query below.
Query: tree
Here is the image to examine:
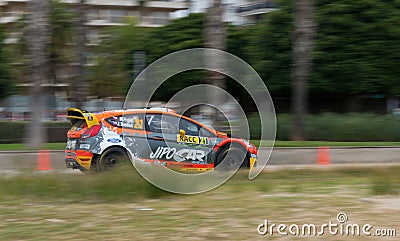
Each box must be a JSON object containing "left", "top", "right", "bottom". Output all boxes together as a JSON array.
[
  {"left": 227, "top": 3, "right": 294, "bottom": 100},
  {"left": 91, "top": 13, "right": 206, "bottom": 99},
  {"left": 25, "top": 0, "right": 51, "bottom": 148},
  {"left": 291, "top": 0, "right": 316, "bottom": 140},
  {"left": 312, "top": 0, "right": 400, "bottom": 96},
  {"left": 49, "top": 0, "right": 75, "bottom": 87},
  {"left": 87, "top": 0, "right": 400, "bottom": 107},
  {"left": 71, "top": 0, "right": 87, "bottom": 109},
  {"left": 0, "top": 25, "right": 13, "bottom": 100},
  {"left": 204, "top": 0, "right": 226, "bottom": 88},
  {"left": 204, "top": 0, "right": 226, "bottom": 128},
  {"left": 5, "top": 0, "right": 74, "bottom": 99},
  {"left": 89, "top": 18, "right": 146, "bottom": 98},
  {"left": 146, "top": 13, "right": 205, "bottom": 100},
  {"left": 146, "top": 13, "right": 205, "bottom": 62},
  {"left": 228, "top": 0, "right": 400, "bottom": 102}
]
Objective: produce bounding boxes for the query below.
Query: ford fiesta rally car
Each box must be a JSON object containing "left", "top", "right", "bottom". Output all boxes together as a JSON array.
[{"left": 65, "top": 108, "right": 257, "bottom": 172}]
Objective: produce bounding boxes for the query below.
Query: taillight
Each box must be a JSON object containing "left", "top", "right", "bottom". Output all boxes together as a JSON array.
[{"left": 81, "top": 125, "right": 101, "bottom": 139}]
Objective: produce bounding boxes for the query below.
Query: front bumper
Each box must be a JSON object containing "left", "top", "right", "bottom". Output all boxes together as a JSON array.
[{"left": 249, "top": 153, "right": 257, "bottom": 169}]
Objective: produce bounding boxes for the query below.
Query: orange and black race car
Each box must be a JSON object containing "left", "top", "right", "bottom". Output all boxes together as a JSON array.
[{"left": 65, "top": 108, "right": 257, "bottom": 172}]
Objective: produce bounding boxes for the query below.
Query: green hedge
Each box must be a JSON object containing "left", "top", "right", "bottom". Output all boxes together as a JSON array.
[
  {"left": 0, "top": 121, "right": 70, "bottom": 144},
  {"left": 1, "top": 114, "right": 400, "bottom": 143},
  {"left": 0, "top": 121, "right": 26, "bottom": 143},
  {"left": 248, "top": 113, "right": 400, "bottom": 141}
]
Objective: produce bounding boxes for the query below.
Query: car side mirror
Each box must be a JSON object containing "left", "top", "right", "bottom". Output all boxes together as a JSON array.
[{"left": 179, "top": 129, "right": 186, "bottom": 136}]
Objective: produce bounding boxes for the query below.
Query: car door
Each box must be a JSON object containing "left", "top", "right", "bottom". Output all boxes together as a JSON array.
[
  {"left": 174, "top": 116, "right": 215, "bottom": 165},
  {"left": 145, "top": 113, "right": 176, "bottom": 161},
  {"left": 145, "top": 113, "right": 214, "bottom": 165}
]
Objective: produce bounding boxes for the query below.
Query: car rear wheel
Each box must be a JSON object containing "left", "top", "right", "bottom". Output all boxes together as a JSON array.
[
  {"left": 215, "top": 145, "right": 247, "bottom": 171},
  {"left": 96, "top": 147, "right": 130, "bottom": 172}
]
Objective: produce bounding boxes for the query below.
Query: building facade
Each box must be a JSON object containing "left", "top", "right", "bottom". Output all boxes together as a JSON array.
[{"left": 173, "top": 0, "right": 278, "bottom": 25}]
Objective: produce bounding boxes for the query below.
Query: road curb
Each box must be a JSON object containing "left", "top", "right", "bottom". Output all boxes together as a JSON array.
[
  {"left": 264, "top": 163, "right": 400, "bottom": 170},
  {"left": 0, "top": 150, "right": 65, "bottom": 154}
]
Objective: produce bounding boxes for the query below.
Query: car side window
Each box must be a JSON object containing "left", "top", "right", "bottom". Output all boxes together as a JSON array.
[
  {"left": 160, "top": 115, "right": 178, "bottom": 134},
  {"left": 145, "top": 114, "right": 162, "bottom": 133},
  {"left": 146, "top": 114, "right": 178, "bottom": 133},
  {"left": 146, "top": 114, "right": 201, "bottom": 136},
  {"left": 106, "top": 114, "right": 144, "bottom": 130},
  {"left": 146, "top": 114, "right": 181, "bottom": 134}
]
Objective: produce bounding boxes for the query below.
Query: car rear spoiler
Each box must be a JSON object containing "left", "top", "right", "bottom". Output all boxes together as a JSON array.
[{"left": 66, "top": 108, "right": 99, "bottom": 128}]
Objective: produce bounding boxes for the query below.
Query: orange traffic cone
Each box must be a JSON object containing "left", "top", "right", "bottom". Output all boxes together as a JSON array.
[
  {"left": 317, "top": 146, "right": 331, "bottom": 165},
  {"left": 36, "top": 150, "right": 53, "bottom": 170}
]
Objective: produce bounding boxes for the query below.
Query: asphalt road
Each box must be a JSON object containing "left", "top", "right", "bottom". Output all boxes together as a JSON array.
[{"left": 0, "top": 147, "right": 399, "bottom": 171}]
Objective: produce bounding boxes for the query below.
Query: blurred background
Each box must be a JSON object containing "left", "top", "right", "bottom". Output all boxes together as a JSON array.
[
  {"left": 0, "top": 2, "right": 399, "bottom": 240},
  {"left": 0, "top": 0, "right": 399, "bottom": 147}
]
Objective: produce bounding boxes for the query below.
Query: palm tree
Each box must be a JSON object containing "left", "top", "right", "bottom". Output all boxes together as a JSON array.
[
  {"left": 25, "top": 0, "right": 51, "bottom": 148},
  {"left": 49, "top": 0, "right": 75, "bottom": 90},
  {"left": 291, "top": 0, "right": 316, "bottom": 141},
  {"left": 204, "top": 0, "right": 226, "bottom": 128},
  {"left": 71, "top": 0, "right": 87, "bottom": 109}
]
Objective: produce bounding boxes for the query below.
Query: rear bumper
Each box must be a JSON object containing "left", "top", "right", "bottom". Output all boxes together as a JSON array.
[
  {"left": 65, "top": 150, "right": 94, "bottom": 171},
  {"left": 65, "top": 158, "right": 87, "bottom": 171}
]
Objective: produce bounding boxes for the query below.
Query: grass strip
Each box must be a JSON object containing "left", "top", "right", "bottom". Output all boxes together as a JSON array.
[
  {"left": 0, "top": 143, "right": 66, "bottom": 151},
  {"left": 0, "top": 166, "right": 399, "bottom": 202}
]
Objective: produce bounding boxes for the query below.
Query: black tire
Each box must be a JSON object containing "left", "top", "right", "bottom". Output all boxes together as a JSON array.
[
  {"left": 215, "top": 144, "right": 247, "bottom": 171},
  {"left": 96, "top": 147, "right": 130, "bottom": 172}
]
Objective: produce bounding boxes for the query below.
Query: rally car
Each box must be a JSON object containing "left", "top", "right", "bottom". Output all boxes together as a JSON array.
[{"left": 65, "top": 108, "right": 257, "bottom": 172}]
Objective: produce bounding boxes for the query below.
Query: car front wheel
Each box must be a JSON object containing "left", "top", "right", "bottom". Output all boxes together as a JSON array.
[{"left": 215, "top": 145, "right": 247, "bottom": 171}]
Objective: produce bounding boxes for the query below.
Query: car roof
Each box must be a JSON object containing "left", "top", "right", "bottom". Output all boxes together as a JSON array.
[
  {"left": 95, "top": 108, "right": 218, "bottom": 135},
  {"left": 96, "top": 108, "right": 174, "bottom": 116}
]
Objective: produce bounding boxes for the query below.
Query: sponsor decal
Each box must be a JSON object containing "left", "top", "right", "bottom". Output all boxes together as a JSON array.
[
  {"left": 66, "top": 140, "right": 77, "bottom": 149},
  {"left": 107, "top": 138, "right": 122, "bottom": 143},
  {"left": 84, "top": 113, "right": 93, "bottom": 121},
  {"left": 119, "top": 116, "right": 134, "bottom": 128},
  {"left": 109, "top": 115, "right": 143, "bottom": 129},
  {"left": 175, "top": 148, "right": 206, "bottom": 162},
  {"left": 108, "top": 116, "right": 119, "bottom": 126},
  {"left": 150, "top": 147, "right": 176, "bottom": 160},
  {"left": 177, "top": 134, "right": 209, "bottom": 145},
  {"left": 79, "top": 144, "right": 90, "bottom": 149},
  {"left": 150, "top": 146, "right": 206, "bottom": 162}
]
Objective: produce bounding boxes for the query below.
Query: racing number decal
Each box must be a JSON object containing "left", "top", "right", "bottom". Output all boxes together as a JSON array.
[
  {"left": 112, "top": 114, "right": 144, "bottom": 130},
  {"left": 134, "top": 118, "right": 143, "bottom": 129}
]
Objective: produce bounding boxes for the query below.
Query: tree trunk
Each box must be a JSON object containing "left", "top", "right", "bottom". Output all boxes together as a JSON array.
[
  {"left": 291, "top": 0, "right": 316, "bottom": 141},
  {"left": 204, "top": 0, "right": 226, "bottom": 128},
  {"left": 72, "top": 0, "right": 87, "bottom": 109},
  {"left": 25, "top": 0, "right": 50, "bottom": 149}
]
